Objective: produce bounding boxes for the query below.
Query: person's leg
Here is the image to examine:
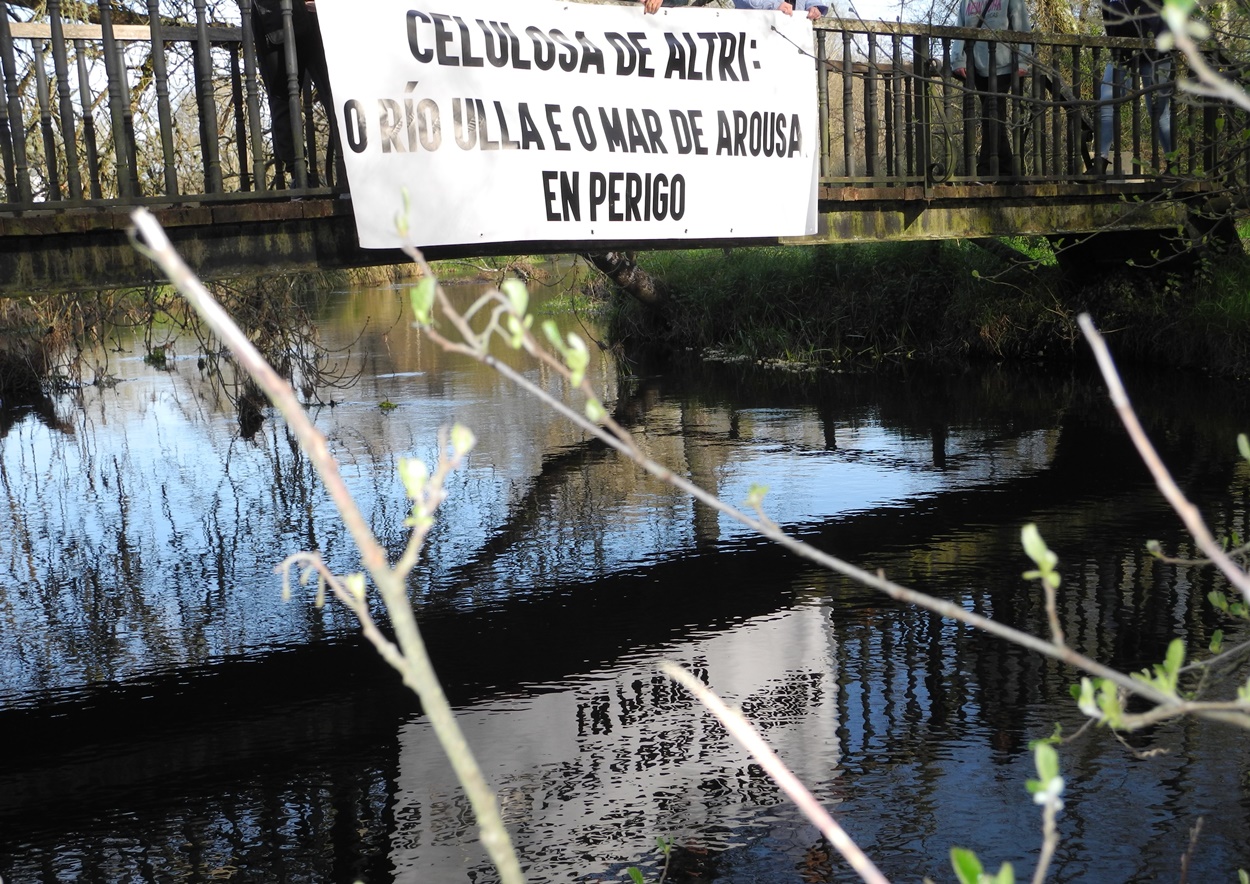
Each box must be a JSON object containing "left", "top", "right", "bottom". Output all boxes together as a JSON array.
[
  {"left": 992, "top": 73, "right": 1015, "bottom": 179},
  {"left": 1141, "top": 57, "right": 1174, "bottom": 164},
  {"left": 972, "top": 70, "right": 995, "bottom": 177},
  {"left": 257, "top": 44, "right": 296, "bottom": 183},
  {"left": 1098, "top": 60, "right": 1123, "bottom": 171},
  {"left": 300, "top": 30, "right": 344, "bottom": 186}
]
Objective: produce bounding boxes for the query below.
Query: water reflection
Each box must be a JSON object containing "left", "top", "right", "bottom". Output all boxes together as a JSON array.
[{"left": 2, "top": 276, "right": 1250, "bottom": 882}]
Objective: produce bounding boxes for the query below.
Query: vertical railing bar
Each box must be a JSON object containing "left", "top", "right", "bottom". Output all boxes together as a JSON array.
[
  {"left": 279, "top": 0, "right": 308, "bottom": 188},
  {"left": 960, "top": 45, "right": 974, "bottom": 178},
  {"left": 48, "top": 0, "right": 83, "bottom": 201},
  {"left": 989, "top": 38, "right": 1004, "bottom": 178},
  {"left": 1072, "top": 45, "right": 1083, "bottom": 177},
  {"left": 0, "top": 42, "right": 14, "bottom": 203},
  {"left": 147, "top": 0, "right": 179, "bottom": 197},
  {"left": 74, "top": 38, "right": 102, "bottom": 199},
  {"left": 914, "top": 34, "right": 931, "bottom": 193},
  {"left": 238, "top": 0, "right": 267, "bottom": 192},
  {"left": 1131, "top": 60, "right": 1143, "bottom": 175},
  {"left": 118, "top": 39, "right": 140, "bottom": 195},
  {"left": 34, "top": 39, "right": 61, "bottom": 199},
  {"left": 941, "top": 37, "right": 954, "bottom": 181},
  {"left": 0, "top": 3, "right": 34, "bottom": 204},
  {"left": 841, "top": 29, "right": 853, "bottom": 181},
  {"left": 301, "top": 77, "right": 318, "bottom": 186},
  {"left": 866, "top": 35, "right": 878, "bottom": 181},
  {"left": 1049, "top": 43, "right": 1061, "bottom": 180},
  {"left": 905, "top": 37, "right": 918, "bottom": 183},
  {"left": 882, "top": 54, "right": 895, "bottom": 178},
  {"left": 891, "top": 33, "right": 903, "bottom": 183},
  {"left": 816, "top": 28, "right": 830, "bottom": 180},
  {"left": 99, "top": 0, "right": 135, "bottom": 199},
  {"left": 1029, "top": 49, "right": 1042, "bottom": 181},
  {"left": 193, "top": 0, "right": 223, "bottom": 193},
  {"left": 229, "top": 46, "right": 249, "bottom": 191},
  {"left": 1091, "top": 46, "right": 1105, "bottom": 174}
]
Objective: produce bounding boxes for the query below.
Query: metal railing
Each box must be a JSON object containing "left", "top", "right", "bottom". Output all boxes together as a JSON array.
[
  {"left": 815, "top": 19, "right": 1248, "bottom": 189},
  {"left": 0, "top": 0, "right": 336, "bottom": 209},
  {"left": 0, "top": 2, "right": 1245, "bottom": 213}
]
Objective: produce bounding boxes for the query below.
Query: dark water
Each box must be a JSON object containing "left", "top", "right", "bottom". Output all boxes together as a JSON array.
[{"left": 2, "top": 280, "right": 1249, "bottom": 883}]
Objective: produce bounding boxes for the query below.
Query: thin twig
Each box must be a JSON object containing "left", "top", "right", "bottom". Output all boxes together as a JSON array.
[
  {"left": 661, "top": 663, "right": 892, "bottom": 884},
  {"left": 129, "top": 208, "right": 528, "bottom": 884},
  {"left": 1078, "top": 313, "right": 1250, "bottom": 606}
]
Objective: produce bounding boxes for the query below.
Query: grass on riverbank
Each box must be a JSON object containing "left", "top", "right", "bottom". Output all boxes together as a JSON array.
[{"left": 595, "top": 236, "right": 1250, "bottom": 376}]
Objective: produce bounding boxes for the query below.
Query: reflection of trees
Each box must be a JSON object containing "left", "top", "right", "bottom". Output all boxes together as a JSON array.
[{"left": 179, "top": 278, "right": 363, "bottom": 435}]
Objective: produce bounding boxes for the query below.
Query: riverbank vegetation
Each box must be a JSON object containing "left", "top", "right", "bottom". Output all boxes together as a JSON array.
[{"left": 594, "top": 233, "right": 1250, "bottom": 377}]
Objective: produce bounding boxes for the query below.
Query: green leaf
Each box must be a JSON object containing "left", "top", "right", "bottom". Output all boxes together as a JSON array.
[
  {"left": 501, "top": 277, "right": 529, "bottom": 317},
  {"left": 565, "top": 332, "right": 590, "bottom": 386},
  {"left": 1165, "top": 637, "right": 1186, "bottom": 676},
  {"left": 541, "top": 319, "right": 563, "bottom": 351},
  {"left": 1021, "top": 524, "right": 1057, "bottom": 570},
  {"left": 991, "top": 862, "right": 1016, "bottom": 884},
  {"left": 1209, "top": 590, "right": 1230, "bottom": 613},
  {"left": 1210, "top": 628, "right": 1224, "bottom": 654},
  {"left": 626, "top": 867, "right": 645, "bottom": 884},
  {"left": 450, "top": 423, "right": 477, "bottom": 459},
  {"left": 1238, "top": 869, "right": 1248, "bottom": 884},
  {"left": 950, "top": 847, "right": 984, "bottom": 884},
  {"left": 345, "top": 571, "right": 366, "bottom": 602},
  {"left": 1034, "top": 742, "right": 1060, "bottom": 784},
  {"left": 1238, "top": 433, "right": 1250, "bottom": 464},
  {"left": 409, "top": 277, "right": 437, "bottom": 326},
  {"left": 585, "top": 397, "right": 607, "bottom": 423},
  {"left": 398, "top": 457, "right": 429, "bottom": 500}
]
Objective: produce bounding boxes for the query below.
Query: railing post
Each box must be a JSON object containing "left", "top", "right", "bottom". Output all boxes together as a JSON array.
[
  {"left": 891, "top": 33, "right": 904, "bottom": 182},
  {"left": 100, "top": 0, "right": 137, "bottom": 199},
  {"left": 865, "top": 36, "right": 878, "bottom": 181},
  {"left": 816, "top": 28, "right": 830, "bottom": 181},
  {"left": 840, "top": 29, "right": 853, "bottom": 180},
  {"left": 33, "top": 40, "right": 61, "bottom": 200},
  {"left": 280, "top": 0, "right": 309, "bottom": 188},
  {"left": 0, "top": 1, "right": 33, "bottom": 204},
  {"left": 238, "top": 0, "right": 268, "bottom": 192},
  {"left": 75, "top": 39, "right": 102, "bottom": 199},
  {"left": 913, "top": 33, "right": 931, "bottom": 192},
  {"left": 193, "top": 0, "right": 223, "bottom": 193},
  {"left": 147, "top": 0, "right": 180, "bottom": 197},
  {"left": 47, "top": 0, "right": 83, "bottom": 201},
  {"left": 0, "top": 45, "right": 13, "bottom": 203}
]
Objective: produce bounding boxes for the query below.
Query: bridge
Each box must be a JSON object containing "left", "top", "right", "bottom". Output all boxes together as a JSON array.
[{"left": 0, "top": 0, "right": 1244, "bottom": 295}]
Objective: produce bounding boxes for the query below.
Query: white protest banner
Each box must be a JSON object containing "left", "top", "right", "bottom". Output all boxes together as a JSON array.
[{"left": 315, "top": 0, "right": 820, "bottom": 250}]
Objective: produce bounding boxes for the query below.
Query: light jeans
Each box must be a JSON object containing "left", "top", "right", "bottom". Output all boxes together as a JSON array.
[{"left": 1098, "top": 57, "right": 1174, "bottom": 167}]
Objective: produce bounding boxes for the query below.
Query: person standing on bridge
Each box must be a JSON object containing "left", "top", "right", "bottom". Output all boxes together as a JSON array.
[
  {"left": 1097, "top": 0, "right": 1172, "bottom": 176},
  {"left": 640, "top": 0, "right": 828, "bottom": 21},
  {"left": 250, "top": 0, "right": 338, "bottom": 189},
  {"left": 951, "top": 0, "right": 1032, "bottom": 182}
]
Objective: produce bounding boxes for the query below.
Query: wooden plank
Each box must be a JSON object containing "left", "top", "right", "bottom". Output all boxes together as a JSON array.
[{"left": 9, "top": 22, "right": 240, "bottom": 43}]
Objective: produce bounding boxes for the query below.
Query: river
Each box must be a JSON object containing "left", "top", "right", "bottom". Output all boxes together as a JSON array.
[{"left": 1, "top": 272, "right": 1249, "bottom": 883}]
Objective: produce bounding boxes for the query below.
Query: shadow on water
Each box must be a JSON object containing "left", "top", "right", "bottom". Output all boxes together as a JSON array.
[{"left": 2, "top": 280, "right": 1250, "bottom": 881}]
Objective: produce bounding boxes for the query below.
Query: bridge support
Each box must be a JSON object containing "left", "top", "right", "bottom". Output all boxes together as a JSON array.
[{"left": 0, "top": 199, "right": 408, "bottom": 296}]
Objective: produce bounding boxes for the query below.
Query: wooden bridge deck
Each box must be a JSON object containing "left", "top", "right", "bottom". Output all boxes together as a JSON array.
[{"left": 0, "top": 2, "right": 1240, "bottom": 294}]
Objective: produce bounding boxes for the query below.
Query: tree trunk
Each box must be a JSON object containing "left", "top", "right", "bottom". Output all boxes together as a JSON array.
[{"left": 583, "top": 252, "right": 667, "bottom": 307}]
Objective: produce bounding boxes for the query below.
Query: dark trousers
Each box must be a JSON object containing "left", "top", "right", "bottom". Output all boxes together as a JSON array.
[
  {"left": 257, "top": 27, "right": 336, "bottom": 183},
  {"left": 970, "top": 70, "right": 1017, "bottom": 179}
]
